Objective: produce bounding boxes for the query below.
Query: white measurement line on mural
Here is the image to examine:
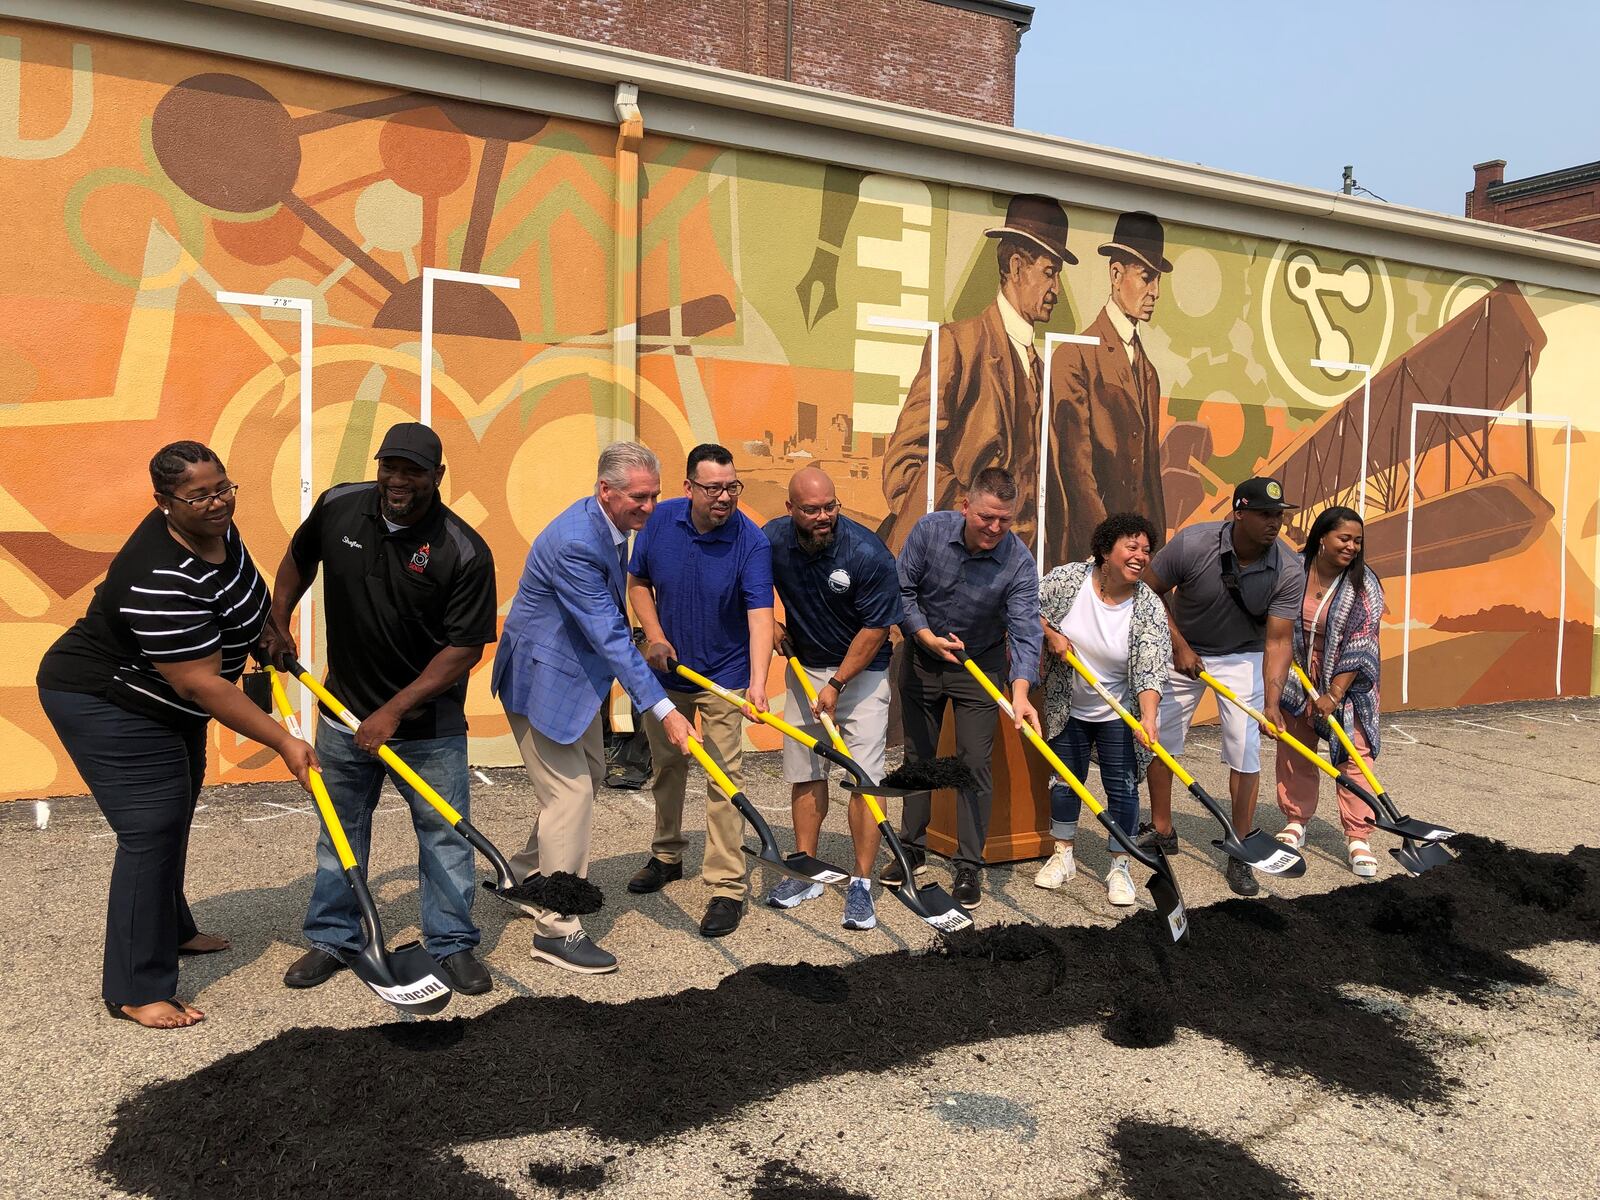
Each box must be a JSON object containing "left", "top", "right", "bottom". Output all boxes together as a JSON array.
[
  {"left": 867, "top": 315, "right": 939, "bottom": 515},
  {"left": 1037, "top": 332, "right": 1101, "bottom": 575},
  {"left": 1401, "top": 404, "right": 1573, "bottom": 703},
  {"left": 1308, "top": 359, "right": 1372, "bottom": 517},
  {"left": 216, "top": 289, "right": 316, "bottom": 734},
  {"left": 419, "top": 267, "right": 519, "bottom": 428}
]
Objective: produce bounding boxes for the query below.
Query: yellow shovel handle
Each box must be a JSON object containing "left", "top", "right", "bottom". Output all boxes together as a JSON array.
[
  {"left": 1290, "top": 662, "right": 1387, "bottom": 798},
  {"left": 960, "top": 657, "right": 1106, "bottom": 818},
  {"left": 293, "top": 669, "right": 466, "bottom": 825},
  {"left": 1199, "top": 669, "right": 1343, "bottom": 784},
  {"left": 787, "top": 656, "right": 889, "bottom": 826},
  {"left": 672, "top": 659, "right": 822, "bottom": 753},
  {"left": 1062, "top": 650, "right": 1195, "bottom": 788},
  {"left": 266, "top": 668, "right": 357, "bottom": 871},
  {"left": 682, "top": 731, "right": 739, "bottom": 802}
]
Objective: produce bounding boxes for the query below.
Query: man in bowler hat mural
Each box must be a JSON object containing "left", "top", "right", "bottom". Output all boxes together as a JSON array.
[
  {"left": 1045, "top": 210, "right": 1175, "bottom": 563},
  {"left": 880, "top": 194, "right": 1075, "bottom": 554}
]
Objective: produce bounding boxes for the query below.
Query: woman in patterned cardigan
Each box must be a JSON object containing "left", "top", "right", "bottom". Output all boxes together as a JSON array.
[
  {"left": 1274, "top": 506, "right": 1385, "bottom": 877},
  {"left": 1034, "top": 513, "right": 1171, "bottom": 906}
]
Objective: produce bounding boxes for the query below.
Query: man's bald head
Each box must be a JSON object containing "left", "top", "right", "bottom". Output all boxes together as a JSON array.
[{"left": 787, "top": 466, "right": 840, "bottom": 550}]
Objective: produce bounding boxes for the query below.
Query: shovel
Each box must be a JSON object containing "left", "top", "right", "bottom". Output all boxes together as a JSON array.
[
  {"left": 780, "top": 646, "right": 972, "bottom": 934},
  {"left": 265, "top": 668, "right": 452, "bottom": 1016},
  {"left": 1289, "top": 664, "right": 1456, "bottom": 875},
  {"left": 280, "top": 658, "right": 545, "bottom": 914},
  {"left": 1061, "top": 652, "right": 1304, "bottom": 876},
  {"left": 959, "top": 654, "right": 1189, "bottom": 943}
]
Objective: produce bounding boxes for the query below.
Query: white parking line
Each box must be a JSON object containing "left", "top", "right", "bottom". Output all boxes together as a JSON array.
[
  {"left": 473, "top": 770, "right": 495, "bottom": 786},
  {"left": 1454, "top": 719, "right": 1513, "bottom": 734},
  {"left": 243, "top": 803, "right": 314, "bottom": 823},
  {"left": 1387, "top": 725, "right": 1419, "bottom": 745},
  {"left": 1514, "top": 712, "right": 1565, "bottom": 725}
]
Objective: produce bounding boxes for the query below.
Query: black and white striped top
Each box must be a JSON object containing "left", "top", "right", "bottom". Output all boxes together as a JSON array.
[{"left": 38, "top": 509, "right": 270, "bottom": 728}]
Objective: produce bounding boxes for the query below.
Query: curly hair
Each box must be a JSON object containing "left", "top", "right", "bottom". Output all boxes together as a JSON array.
[
  {"left": 149, "top": 441, "right": 223, "bottom": 495},
  {"left": 1301, "top": 505, "right": 1370, "bottom": 590},
  {"left": 1089, "top": 511, "right": 1159, "bottom": 566}
]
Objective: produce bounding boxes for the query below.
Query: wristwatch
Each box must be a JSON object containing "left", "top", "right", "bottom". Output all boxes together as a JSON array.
[{"left": 826, "top": 675, "right": 847, "bottom": 694}]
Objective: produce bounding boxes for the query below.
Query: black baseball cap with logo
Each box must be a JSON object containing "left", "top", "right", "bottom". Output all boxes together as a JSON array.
[
  {"left": 1232, "top": 476, "right": 1297, "bottom": 512},
  {"left": 374, "top": 422, "right": 443, "bottom": 471}
]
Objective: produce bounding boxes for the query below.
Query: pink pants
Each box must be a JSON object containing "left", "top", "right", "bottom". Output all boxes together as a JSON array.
[{"left": 1275, "top": 691, "right": 1376, "bottom": 841}]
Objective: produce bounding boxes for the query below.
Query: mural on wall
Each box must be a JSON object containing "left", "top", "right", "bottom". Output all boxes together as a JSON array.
[{"left": 1, "top": 20, "right": 1597, "bottom": 801}]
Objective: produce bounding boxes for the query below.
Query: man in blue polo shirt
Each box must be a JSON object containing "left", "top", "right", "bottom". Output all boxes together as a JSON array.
[
  {"left": 764, "top": 466, "right": 903, "bottom": 931},
  {"left": 625, "top": 443, "right": 775, "bottom": 938}
]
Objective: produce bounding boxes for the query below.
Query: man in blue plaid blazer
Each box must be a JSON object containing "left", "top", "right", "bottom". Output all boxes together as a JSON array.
[{"left": 492, "top": 443, "right": 692, "bottom": 973}]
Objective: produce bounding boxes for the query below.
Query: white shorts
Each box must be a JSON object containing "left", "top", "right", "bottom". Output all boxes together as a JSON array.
[
  {"left": 1157, "top": 651, "right": 1264, "bottom": 774},
  {"left": 780, "top": 665, "right": 890, "bottom": 786}
]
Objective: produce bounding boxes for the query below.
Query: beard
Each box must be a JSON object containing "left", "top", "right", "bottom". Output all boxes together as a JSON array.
[{"left": 797, "top": 526, "right": 835, "bottom": 554}]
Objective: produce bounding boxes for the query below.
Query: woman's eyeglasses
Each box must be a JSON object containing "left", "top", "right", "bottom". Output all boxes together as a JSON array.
[{"left": 164, "top": 484, "right": 240, "bottom": 509}]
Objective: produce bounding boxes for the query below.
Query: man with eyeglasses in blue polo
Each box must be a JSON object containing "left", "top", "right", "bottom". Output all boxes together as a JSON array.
[{"left": 624, "top": 443, "right": 775, "bottom": 938}]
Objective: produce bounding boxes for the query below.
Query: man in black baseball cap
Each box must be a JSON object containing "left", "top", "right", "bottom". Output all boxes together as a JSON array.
[
  {"left": 1136, "top": 474, "right": 1304, "bottom": 896},
  {"left": 263, "top": 421, "right": 499, "bottom": 997}
]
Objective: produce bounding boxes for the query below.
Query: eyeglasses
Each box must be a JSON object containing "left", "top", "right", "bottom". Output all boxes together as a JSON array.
[
  {"left": 164, "top": 484, "right": 240, "bottom": 509},
  {"left": 688, "top": 479, "right": 744, "bottom": 498},
  {"left": 796, "top": 501, "right": 840, "bottom": 518}
]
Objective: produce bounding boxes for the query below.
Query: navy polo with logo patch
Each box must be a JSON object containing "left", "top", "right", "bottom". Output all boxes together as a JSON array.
[
  {"left": 289, "top": 481, "right": 497, "bottom": 739},
  {"left": 764, "top": 513, "right": 903, "bottom": 671}
]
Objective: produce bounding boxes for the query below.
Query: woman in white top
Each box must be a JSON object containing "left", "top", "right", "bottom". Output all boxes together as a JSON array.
[{"left": 1034, "top": 513, "right": 1171, "bottom": 905}]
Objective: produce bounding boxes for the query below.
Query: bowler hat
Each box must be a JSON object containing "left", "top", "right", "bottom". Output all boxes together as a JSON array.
[
  {"left": 375, "top": 422, "right": 443, "bottom": 470},
  {"left": 984, "top": 194, "right": 1078, "bottom": 266},
  {"left": 1098, "top": 210, "right": 1173, "bottom": 274}
]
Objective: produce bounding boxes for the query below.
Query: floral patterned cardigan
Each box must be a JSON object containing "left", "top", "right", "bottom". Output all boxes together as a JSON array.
[{"left": 1038, "top": 560, "right": 1172, "bottom": 781}]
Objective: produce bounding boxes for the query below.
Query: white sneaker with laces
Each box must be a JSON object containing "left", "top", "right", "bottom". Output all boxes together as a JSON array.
[
  {"left": 1034, "top": 844, "right": 1076, "bottom": 890},
  {"left": 1106, "top": 856, "right": 1137, "bottom": 907}
]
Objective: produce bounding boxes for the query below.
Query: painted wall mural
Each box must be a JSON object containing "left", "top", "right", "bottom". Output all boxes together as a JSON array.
[{"left": 2, "top": 20, "right": 1597, "bottom": 801}]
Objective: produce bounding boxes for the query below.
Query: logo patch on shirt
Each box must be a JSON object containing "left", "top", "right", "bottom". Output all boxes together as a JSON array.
[
  {"left": 341, "top": 535, "right": 363, "bottom": 551},
  {"left": 408, "top": 543, "right": 431, "bottom": 574},
  {"left": 827, "top": 568, "right": 851, "bottom": 594}
]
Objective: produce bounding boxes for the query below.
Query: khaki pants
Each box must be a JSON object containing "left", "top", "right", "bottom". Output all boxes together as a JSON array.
[
  {"left": 506, "top": 710, "right": 605, "bottom": 938},
  {"left": 644, "top": 688, "right": 748, "bottom": 901}
]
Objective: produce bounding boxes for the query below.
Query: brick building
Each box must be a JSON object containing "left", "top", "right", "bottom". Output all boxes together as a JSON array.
[
  {"left": 408, "top": 0, "right": 1034, "bottom": 123},
  {"left": 1467, "top": 158, "right": 1600, "bottom": 245}
]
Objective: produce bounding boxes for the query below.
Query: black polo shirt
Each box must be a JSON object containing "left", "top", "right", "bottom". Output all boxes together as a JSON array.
[
  {"left": 764, "top": 513, "right": 902, "bottom": 671},
  {"left": 290, "top": 482, "right": 497, "bottom": 739}
]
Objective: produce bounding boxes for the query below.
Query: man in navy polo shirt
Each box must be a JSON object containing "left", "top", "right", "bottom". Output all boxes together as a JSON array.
[
  {"left": 625, "top": 443, "right": 775, "bottom": 938},
  {"left": 764, "top": 466, "right": 902, "bottom": 931}
]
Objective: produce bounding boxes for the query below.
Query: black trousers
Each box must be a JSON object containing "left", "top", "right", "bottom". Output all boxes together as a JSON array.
[
  {"left": 39, "top": 689, "right": 205, "bottom": 1006},
  {"left": 896, "top": 644, "right": 1005, "bottom": 867}
]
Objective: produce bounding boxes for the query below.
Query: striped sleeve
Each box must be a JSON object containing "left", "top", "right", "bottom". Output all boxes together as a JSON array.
[{"left": 120, "top": 557, "right": 225, "bottom": 663}]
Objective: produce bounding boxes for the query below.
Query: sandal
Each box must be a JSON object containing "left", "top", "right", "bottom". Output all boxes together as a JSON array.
[
  {"left": 1275, "top": 821, "right": 1306, "bottom": 850},
  {"left": 1347, "top": 839, "right": 1378, "bottom": 878}
]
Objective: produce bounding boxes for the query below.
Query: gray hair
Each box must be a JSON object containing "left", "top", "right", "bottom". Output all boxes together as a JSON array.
[{"left": 597, "top": 441, "right": 660, "bottom": 488}]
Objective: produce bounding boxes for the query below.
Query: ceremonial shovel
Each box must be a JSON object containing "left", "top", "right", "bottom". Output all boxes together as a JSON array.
[{"left": 266, "top": 667, "right": 452, "bottom": 1015}]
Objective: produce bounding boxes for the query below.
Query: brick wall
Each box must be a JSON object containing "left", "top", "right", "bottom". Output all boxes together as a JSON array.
[
  {"left": 405, "top": 0, "right": 1025, "bottom": 123},
  {"left": 1466, "top": 158, "right": 1600, "bottom": 246}
]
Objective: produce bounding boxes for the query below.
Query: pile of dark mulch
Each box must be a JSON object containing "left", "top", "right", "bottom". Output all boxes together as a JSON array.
[
  {"left": 99, "top": 838, "right": 1599, "bottom": 1200},
  {"left": 749, "top": 1158, "right": 870, "bottom": 1199},
  {"left": 525, "top": 1157, "right": 607, "bottom": 1192},
  {"left": 1107, "top": 1119, "right": 1310, "bottom": 1200},
  {"left": 879, "top": 756, "right": 976, "bottom": 793}
]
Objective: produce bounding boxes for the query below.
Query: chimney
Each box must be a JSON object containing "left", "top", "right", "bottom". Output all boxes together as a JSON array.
[{"left": 1467, "top": 159, "right": 1507, "bottom": 219}]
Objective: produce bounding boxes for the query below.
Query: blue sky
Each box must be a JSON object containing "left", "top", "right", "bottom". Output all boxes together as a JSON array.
[{"left": 1013, "top": 0, "right": 1597, "bottom": 216}]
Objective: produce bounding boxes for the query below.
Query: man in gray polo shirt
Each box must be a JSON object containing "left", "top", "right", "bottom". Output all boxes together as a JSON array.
[{"left": 1139, "top": 477, "right": 1304, "bottom": 895}]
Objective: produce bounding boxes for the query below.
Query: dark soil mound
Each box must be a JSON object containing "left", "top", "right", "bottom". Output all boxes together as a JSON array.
[
  {"left": 99, "top": 838, "right": 1600, "bottom": 1200},
  {"left": 879, "top": 756, "right": 975, "bottom": 792},
  {"left": 498, "top": 871, "right": 604, "bottom": 915},
  {"left": 1108, "top": 1119, "right": 1309, "bottom": 1199},
  {"left": 750, "top": 1158, "right": 870, "bottom": 1199},
  {"left": 1103, "top": 991, "right": 1177, "bottom": 1049}
]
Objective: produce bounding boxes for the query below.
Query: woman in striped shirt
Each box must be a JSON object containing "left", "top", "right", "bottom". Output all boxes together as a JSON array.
[{"left": 36, "top": 441, "right": 318, "bottom": 1029}]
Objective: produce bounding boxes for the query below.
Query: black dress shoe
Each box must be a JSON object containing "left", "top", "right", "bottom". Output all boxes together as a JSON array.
[
  {"left": 699, "top": 896, "right": 744, "bottom": 938},
  {"left": 877, "top": 851, "right": 927, "bottom": 889},
  {"left": 440, "top": 949, "right": 493, "bottom": 995},
  {"left": 283, "top": 947, "right": 347, "bottom": 989},
  {"left": 952, "top": 866, "right": 983, "bottom": 910},
  {"left": 628, "top": 856, "right": 684, "bottom": 894}
]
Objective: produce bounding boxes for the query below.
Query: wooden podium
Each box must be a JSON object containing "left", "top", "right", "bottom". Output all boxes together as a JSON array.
[{"left": 924, "top": 715, "right": 1053, "bottom": 863}]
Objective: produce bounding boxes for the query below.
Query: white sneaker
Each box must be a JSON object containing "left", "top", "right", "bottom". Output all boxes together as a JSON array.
[
  {"left": 1106, "top": 856, "right": 1137, "bottom": 907},
  {"left": 1034, "top": 844, "right": 1076, "bottom": 890}
]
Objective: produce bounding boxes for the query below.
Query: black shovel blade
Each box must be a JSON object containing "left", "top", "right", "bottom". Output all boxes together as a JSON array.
[
  {"left": 1391, "top": 838, "right": 1455, "bottom": 876},
  {"left": 348, "top": 939, "right": 453, "bottom": 1016},
  {"left": 1144, "top": 855, "right": 1189, "bottom": 944},
  {"left": 742, "top": 847, "right": 851, "bottom": 886},
  {"left": 1374, "top": 813, "right": 1457, "bottom": 843},
  {"left": 892, "top": 879, "right": 973, "bottom": 933},
  {"left": 841, "top": 781, "right": 932, "bottom": 798},
  {"left": 482, "top": 881, "right": 544, "bottom": 919},
  {"left": 1212, "top": 830, "right": 1308, "bottom": 877}
]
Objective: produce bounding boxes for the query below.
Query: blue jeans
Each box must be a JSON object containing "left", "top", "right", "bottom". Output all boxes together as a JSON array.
[
  {"left": 1046, "top": 716, "right": 1139, "bottom": 847},
  {"left": 303, "top": 720, "right": 478, "bottom": 959}
]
